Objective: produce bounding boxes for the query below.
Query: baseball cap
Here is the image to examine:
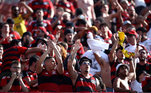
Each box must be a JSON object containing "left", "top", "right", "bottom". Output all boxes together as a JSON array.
[
  {"left": 79, "top": 57, "right": 92, "bottom": 66},
  {"left": 123, "top": 20, "right": 131, "bottom": 25}
]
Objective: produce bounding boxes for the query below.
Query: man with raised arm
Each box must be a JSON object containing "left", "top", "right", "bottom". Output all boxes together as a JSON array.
[
  {"left": 36, "top": 40, "right": 64, "bottom": 92},
  {"left": 67, "top": 40, "right": 103, "bottom": 92}
]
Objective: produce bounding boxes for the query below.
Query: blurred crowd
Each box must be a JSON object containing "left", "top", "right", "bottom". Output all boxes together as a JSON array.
[{"left": 0, "top": 0, "right": 151, "bottom": 92}]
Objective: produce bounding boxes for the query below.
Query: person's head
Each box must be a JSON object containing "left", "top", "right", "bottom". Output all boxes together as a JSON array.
[
  {"left": 56, "top": 7, "right": 64, "bottom": 16},
  {"left": 120, "top": 0, "right": 129, "bottom": 10},
  {"left": 136, "top": 70, "right": 150, "bottom": 82},
  {"left": 128, "top": 6, "right": 136, "bottom": 17},
  {"left": 126, "top": 30, "right": 137, "bottom": 45},
  {"left": 36, "top": 9, "right": 44, "bottom": 20},
  {"left": 76, "top": 19, "right": 87, "bottom": 27},
  {"left": 11, "top": 6, "right": 20, "bottom": 17},
  {"left": 10, "top": 39, "right": 22, "bottom": 47},
  {"left": 99, "top": 23, "right": 109, "bottom": 36},
  {"left": 122, "top": 20, "right": 132, "bottom": 33},
  {"left": 64, "top": 29, "right": 74, "bottom": 43},
  {"left": 22, "top": 32, "right": 33, "bottom": 47},
  {"left": 10, "top": 60, "right": 21, "bottom": 74},
  {"left": 1, "top": 23, "right": 9, "bottom": 35},
  {"left": 62, "top": 12, "right": 71, "bottom": 24},
  {"left": 44, "top": 56, "right": 56, "bottom": 70},
  {"left": 100, "top": 4, "right": 109, "bottom": 14},
  {"left": 36, "top": 27, "right": 48, "bottom": 38},
  {"left": 29, "top": 55, "right": 39, "bottom": 71},
  {"left": 93, "top": 18, "right": 105, "bottom": 28},
  {"left": 116, "top": 64, "right": 130, "bottom": 77},
  {"left": 116, "top": 47, "right": 125, "bottom": 60},
  {"left": 65, "top": 22, "right": 74, "bottom": 30},
  {"left": 139, "top": 48, "right": 148, "bottom": 62},
  {"left": 34, "top": 37, "right": 48, "bottom": 50},
  {"left": 79, "top": 57, "right": 92, "bottom": 74},
  {"left": 0, "top": 44, "right": 3, "bottom": 59},
  {"left": 75, "top": 8, "right": 83, "bottom": 16},
  {"left": 6, "top": 18, "right": 14, "bottom": 31}
]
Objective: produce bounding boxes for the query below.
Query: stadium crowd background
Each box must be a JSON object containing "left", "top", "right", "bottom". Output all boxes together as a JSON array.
[{"left": 0, "top": 0, "right": 151, "bottom": 92}]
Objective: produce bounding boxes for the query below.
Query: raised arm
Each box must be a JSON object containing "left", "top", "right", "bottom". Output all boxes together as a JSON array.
[
  {"left": 2, "top": 73, "right": 16, "bottom": 92},
  {"left": 93, "top": 52, "right": 105, "bottom": 67},
  {"left": 108, "top": 34, "right": 119, "bottom": 62},
  {"left": 18, "top": 1, "right": 33, "bottom": 19},
  {"left": 49, "top": 40, "right": 64, "bottom": 75},
  {"left": 36, "top": 50, "right": 49, "bottom": 74},
  {"left": 67, "top": 40, "right": 81, "bottom": 85}
]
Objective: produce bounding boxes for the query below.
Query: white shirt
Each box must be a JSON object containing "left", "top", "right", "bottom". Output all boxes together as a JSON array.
[
  {"left": 131, "top": 80, "right": 143, "bottom": 92},
  {"left": 140, "top": 39, "right": 151, "bottom": 52},
  {"left": 135, "top": 0, "right": 146, "bottom": 7}
]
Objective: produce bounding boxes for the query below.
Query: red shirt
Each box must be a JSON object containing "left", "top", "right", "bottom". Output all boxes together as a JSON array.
[
  {"left": 2, "top": 46, "right": 28, "bottom": 72},
  {"left": 29, "top": 0, "right": 54, "bottom": 20},
  {"left": 0, "top": 76, "right": 30, "bottom": 92},
  {"left": 27, "top": 20, "right": 53, "bottom": 35}
]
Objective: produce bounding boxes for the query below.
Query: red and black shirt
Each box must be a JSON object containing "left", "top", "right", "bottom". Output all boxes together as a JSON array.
[{"left": 2, "top": 46, "right": 27, "bottom": 72}]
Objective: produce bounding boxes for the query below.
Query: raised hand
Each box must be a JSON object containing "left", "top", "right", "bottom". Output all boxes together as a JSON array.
[{"left": 11, "top": 72, "right": 17, "bottom": 80}]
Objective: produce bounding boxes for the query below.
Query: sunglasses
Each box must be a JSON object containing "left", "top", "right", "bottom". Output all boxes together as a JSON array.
[{"left": 82, "top": 62, "right": 91, "bottom": 66}]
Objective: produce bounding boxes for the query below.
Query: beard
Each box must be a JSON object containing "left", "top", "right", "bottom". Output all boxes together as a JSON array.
[
  {"left": 23, "top": 39, "right": 30, "bottom": 47},
  {"left": 139, "top": 57, "right": 146, "bottom": 61}
]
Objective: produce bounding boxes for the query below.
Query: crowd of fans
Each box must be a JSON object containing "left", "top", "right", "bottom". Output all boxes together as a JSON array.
[{"left": 0, "top": 0, "right": 151, "bottom": 92}]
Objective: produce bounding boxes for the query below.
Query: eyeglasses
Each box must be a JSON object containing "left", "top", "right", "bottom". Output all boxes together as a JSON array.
[
  {"left": 82, "top": 62, "right": 91, "bottom": 66},
  {"left": 12, "top": 67, "right": 21, "bottom": 69}
]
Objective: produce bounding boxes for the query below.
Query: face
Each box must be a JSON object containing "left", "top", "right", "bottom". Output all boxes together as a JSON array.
[
  {"left": 36, "top": 10, "right": 44, "bottom": 19},
  {"left": 127, "top": 35, "right": 136, "bottom": 45},
  {"left": 37, "top": 30, "right": 45, "bottom": 37},
  {"left": 128, "top": 7, "right": 135, "bottom": 17},
  {"left": 12, "top": 7, "right": 20, "bottom": 15},
  {"left": 65, "top": 33, "right": 74, "bottom": 43},
  {"left": 116, "top": 49, "right": 125, "bottom": 60},
  {"left": 101, "top": 5, "right": 109, "bottom": 13},
  {"left": 100, "top": 26, "right": 108, "bottom": 36},
  {"left": 44, "top": 58, "right": 56, "bottom": 70},
  {"left": 118, "top": 66, "right": 129, "bottom": 77},
  {"left": 8, "top": 24, "right": 14, "bottom": 29},
  {"left": 80, "top": 61, "right": 91, "bottom": 74},
  {"left": 121, "top": 2, "right": 129, "bottom": 10},
  {"left": 139, "top": 49, "right": 147, "bottom": 61},
  {"left": 2, "top": 24, "right": 10, "bottom": 34},
  {"left": 94, "top": 20, "right": 101, "bottom": 28},
  {"left": 10, "top": 63, "right": 21, "bottom": 74}
]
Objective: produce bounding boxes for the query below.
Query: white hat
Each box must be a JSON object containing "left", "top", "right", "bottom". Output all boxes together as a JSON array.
[
  {"left": 116, "top": 63, "right": 130, "bottom": 71},
  {"left": 123, "top": 20, "right": 131, "bottom": 25}
]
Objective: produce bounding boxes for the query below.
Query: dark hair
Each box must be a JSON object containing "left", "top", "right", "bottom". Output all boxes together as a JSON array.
[
  {"left": 10, "top": 39, "right": 21, "bottom": 47},
  {"left": 79, "top": 57, "right": 92, "bottom": 66},
  {"left": 76, "top": 19, "right": 86, "bottom": 26},
  {"left": 75, "top": 8, "right": 83, "bottom": 16},
  {"left": 11, "top": 5, "right": 19, "bottom": 11},
  {"left": 11, "top": 60, "right": 20, "bottom": 67},
  {"left": 99, "top": 22, "right": 109, "bottom": 29},
  {"left": 44, "top": 56, "right": 54, "bottom": 63},
  {"left": 29, "top": 55, "right": 39, "bottom": 67},
  {"left": 32, "top": 37, "right": 47, "bottom": 47},
  {"left": 136, "top": 27, "right": 147, "bottom": 33},
  {"left": 116, "top": 46, "right": 123, "bottom": 52},
  {"left": 6, "top": 18, "right": 14, "bottom": 24}
]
